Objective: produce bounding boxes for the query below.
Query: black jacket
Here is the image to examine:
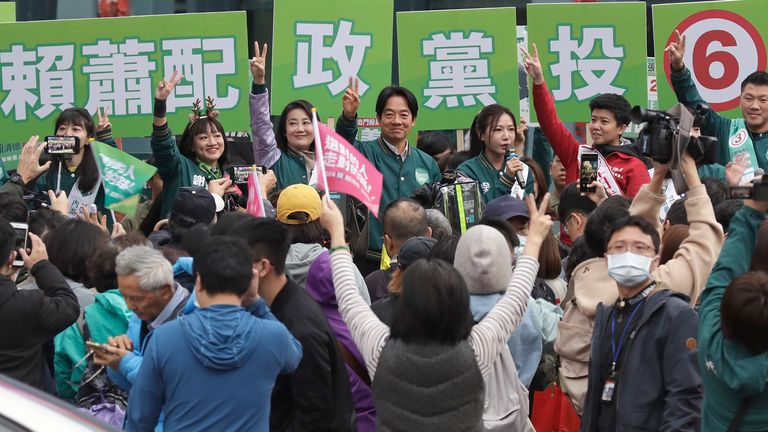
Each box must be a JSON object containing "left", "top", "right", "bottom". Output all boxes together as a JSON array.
[
  {"left": 582, "top": 289, "right": 702, "bottom": 432},
  {"left": 269, "top": 279, "right": 355, "bottom": 432},
  {"left": 0, "top": 261, "right": 79, "bottom": 389}
]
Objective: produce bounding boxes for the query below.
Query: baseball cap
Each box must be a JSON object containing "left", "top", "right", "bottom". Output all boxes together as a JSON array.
[
  {"left": 277, "top": 184, "right": 321, "bottom": 225},
  {"left": 170, "top": 187, "right": 219, "bottom": 227},
  {"left": 397, "top": 236, "right": 437, "bottom": 269},
  {"left": 484, "top": 195, "right": 529, "bottom": 222}
]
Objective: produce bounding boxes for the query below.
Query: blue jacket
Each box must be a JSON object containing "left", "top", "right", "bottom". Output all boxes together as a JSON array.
[
  {"left": 125, "top": 303, "right": 302, "bottom": 432},
  {"left": 582, "top": 290, "right": 702, "bottom": 432}
]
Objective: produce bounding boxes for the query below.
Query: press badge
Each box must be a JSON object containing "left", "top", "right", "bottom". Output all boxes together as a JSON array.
[{"left": 601, "top": 380, "right": 616, "bottom": 402}]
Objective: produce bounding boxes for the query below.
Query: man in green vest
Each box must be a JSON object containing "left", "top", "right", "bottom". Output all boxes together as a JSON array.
[
  {"left": 335, "top": 80, "right": 441, "bottom": 275},
  {"left": 666, "top": 31, "right": 768, "bottom": 183}
]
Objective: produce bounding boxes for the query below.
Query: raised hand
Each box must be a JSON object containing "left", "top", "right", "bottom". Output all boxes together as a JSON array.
[
  {"left": 319, "top": 194, "right": 345, "bottom": 244},
  {"left": 725, "top": 153, "right": 749, "bottom": 187},
  {"left": 155, "top": 70, "right": 184, "bottom": 101},
  {"left": 664, "top": 30, "right": 686, "bottom": 72},
  {"left": 342, "top": 77, "right": 361, "bottom": 121},
  {"left": 514, "top": 118, "right": 528, "bottom": 151},
  {"left": 18, "top": 233, "right": 48, "bottom": 269},
  {"left": 580, "top": 181, "right": 608, "bottom": 206},
  {"left": 520, "top": 44, "right": 545, "bottom": 85},
  {"left": 96, "top": 106, "right": 112, "bottom": 133},
  {"left": 524, "top": 192, "right": 553, "bottom": 249},
  {"left": 47, "top": 190, "right": 69, "bottom": 215},
  {"left": 250, "top": 41, "right": 268, "bottom": 85},
  {"left": 16, "top": 136, "right": 51, "bottom": 184}
]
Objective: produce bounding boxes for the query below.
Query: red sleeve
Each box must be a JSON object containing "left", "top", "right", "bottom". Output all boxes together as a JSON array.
[
  {"left": 624, "top": 159, "right": 651, "bottom": 199},
  {"left": 532, "top": 82, "right": 580, "bottom": 183}
]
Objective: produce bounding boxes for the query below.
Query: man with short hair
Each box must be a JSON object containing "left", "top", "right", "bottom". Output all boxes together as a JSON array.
[
  {"left": 557, "top": 183, "right": 598, "bottom": 243},
  {"left": 336, "top": 84, "right": 441, "bottom": 272},
  {"left": 95, "top": 246, "right": 194, "bottom": 391},
  {"left": 549, "top": 155, "right": 567, "bottom": 214},
  {"left": 124, "top": 237, "right": 302, "bottom": 431},
  {"left": 581, "top": 216, "right": 702, "bottom": 431},
  {"left": 213, "top": 216, "right": 355, "bottom": 432},
  {"left": 667, "top": 32, "right": 768, "bottom": 174},
  {"left": 365, "top": 198, "right": 431, "bottom": 302}
]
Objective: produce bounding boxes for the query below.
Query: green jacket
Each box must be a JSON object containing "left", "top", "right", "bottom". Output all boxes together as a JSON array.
[
  {"left": 151, "top": 123, "right": 221, "bottom": 218},
  {"left": 335, "top": 116, "right": 441, "bottom": 258},
  {"left": 0, "top": 159, "right": 8, "bottom": 185},
  {"left": 699, "top": 205, "right": 768, "bottom": 431},
  {"left": 697, "top": 164, "right": 727, "bottom": 183},
  {"left": 457, "top": 153, "right": 535, "bottom": 203},
  {"left": 671, "top": 68, "right": 768, "bottom": 171}
]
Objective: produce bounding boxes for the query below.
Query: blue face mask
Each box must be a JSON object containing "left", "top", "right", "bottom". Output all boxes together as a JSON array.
[
  {"left": 514, "top": 234, "right": 527, "bottom": 257},
  {"left": 606, "top": 252, "right": 653, "bottom": 287}
]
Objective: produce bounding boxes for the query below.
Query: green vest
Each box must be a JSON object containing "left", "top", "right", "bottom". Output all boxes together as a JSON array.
[{"left": 457, "top": 153, "right": 535, "bottom": 203}]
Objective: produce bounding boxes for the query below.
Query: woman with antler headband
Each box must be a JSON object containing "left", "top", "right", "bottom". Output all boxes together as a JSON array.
[{"left": 151, "top": 71, "right": 237, "bottom": 218}]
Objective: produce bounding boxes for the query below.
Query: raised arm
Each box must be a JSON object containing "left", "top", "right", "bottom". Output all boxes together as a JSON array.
[
  {"left": 248, "top": 41, "right": 282, "bottom": 168},
  {"left": 335, "top": 77, "right": 362, "bottom": 148},
  {"left": 151, "top": 71, "right": 185, "bottom": 180},
  {"left": 94, "top": 106, "right": 117, "bottom": 147}
]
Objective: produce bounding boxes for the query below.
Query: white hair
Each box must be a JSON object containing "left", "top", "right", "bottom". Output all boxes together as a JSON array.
[{"left": 115, "top": 246, "right": 174, "bottom": 292}]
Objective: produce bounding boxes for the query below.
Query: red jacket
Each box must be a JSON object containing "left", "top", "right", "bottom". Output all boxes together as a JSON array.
[{"left": 532, "top": 82, "right": 649, "bottom": 198}]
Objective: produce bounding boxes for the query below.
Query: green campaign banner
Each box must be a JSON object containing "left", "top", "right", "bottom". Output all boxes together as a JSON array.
[
  {"left": 653, "top": 0, "right": 768, "bottom": 117},
  {"left": 527, "top": 2, "right": 647, "bottom": 122},
  {"left": 271, "top": 0, "right": 393, "bottom": 119},
  {"left": 92, "top": 141, "right": 157, "bottom": 216},
  {"left": 0, "top": 12, "right": 250, "bottom": 168},
  {"left": 0, "top": 3, "right": 15, "bottom": 23},
  {"left": 396, "top": 8, "right": 518, "bottom": 132}
]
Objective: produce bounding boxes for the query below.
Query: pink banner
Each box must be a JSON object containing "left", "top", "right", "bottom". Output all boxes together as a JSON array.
[
  {"left": 246, "top": 171, "right": 265, "bottom": 217},
  {"left": 316, "top": 123, "right": 383, "bottom": 218}
]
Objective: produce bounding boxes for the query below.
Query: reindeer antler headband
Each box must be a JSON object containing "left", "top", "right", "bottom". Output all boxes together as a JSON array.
[{"left": 188, "top": 96, "right": 220, "bottom": 123}]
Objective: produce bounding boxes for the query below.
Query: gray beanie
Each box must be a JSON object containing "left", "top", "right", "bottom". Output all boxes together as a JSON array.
[{"left": 454, "top": 225, "right": 513, "bottom": 294}]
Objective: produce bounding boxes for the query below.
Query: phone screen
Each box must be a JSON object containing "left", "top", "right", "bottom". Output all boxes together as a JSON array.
[
  {"left": 10, "top": 222, "right": 29, "bottom": 267},
  {"left": 580, "top": 154, "right": 599, "bottom": 193},
  {"left": 45, "top": 136, "right": 80, "bottom": 155},
  {"left": 729, "top": 186, "right": 752, "bottom": 200}
]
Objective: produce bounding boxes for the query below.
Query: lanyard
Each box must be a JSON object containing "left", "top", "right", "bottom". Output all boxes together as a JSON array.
[{"left": 610, "top": 299, "right": 645, "bottom": 375}]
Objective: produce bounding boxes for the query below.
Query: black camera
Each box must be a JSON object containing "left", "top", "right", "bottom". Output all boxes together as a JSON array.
[
  {"left": 729, "top": 175, "right": 768, "bottom": 201},
  {"left": 630, "top": 104, "right": 718, "bottom": 165}
]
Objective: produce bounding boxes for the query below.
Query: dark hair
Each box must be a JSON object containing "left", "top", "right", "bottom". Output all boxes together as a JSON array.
[
  {"left": 605, "top": 215, "right": 661, "bottom": 254},
  {"left": 193, "top": 236, "right": 254, "bottom": 296},
  {"left": 111, "top": 232, "right": 152, "bottom": 252},
  {"left": 584, "top": 196, "right": 630, "bottom": 256},
  {"left": 478, "top": 218, "right": 519, "bottom": 252},
  {"left": 665, "top": 198, "right": 688, "bottom": 226},
  {"left": 538, "top": 231, "right": 563, "bottom": 280},
  {"left": 429, "top": 234, "right": 460, "bottom": 264},
  {"left": 565, "top": 236, "right": 598, "bottom": 282},
  {"left": 28, "top": 208, "right": 67, "bottom": 242},
  {"left": 285, "top": 219, "right": 325, "bottom": 245},
  {"left": 275, "top": 100, "right": 318, "bottom": 153},
  {"left": 721, "top": 271, "right": 768, "bottom": 354},
  {"left": 178, "top": 116, "right": 228, "bottom": 166},
  {"left": 0, "top": 216, "right": 15, "bottom": 265},
  {"left": 47, "top": 219, "right": 110, "bottom": 283},
  {"left": 701, "top": 177, "right": 727, "bottom": 207},
  {"left": 741, "top": 71, "right": 768, "bottom": 92},
  {"left": 557, "top": 182, "right": 597, "bottom": 223},
  {"left": 0, "top": 193, "right": 28, "bottom": 223},
  {"left": 750, "top": 221, "right": 768, "bottom": 273},
  {"left": 390, "top": 258, "right": 473, "bottom": 344},
  {"left": 212, "top": 214, "right": 290, "bottom": 274},
  {"left": 52, "top": 108, "right": 100, "bottom": 192},
  {"left": 375, "top": 86, "right": 418, "bottom": 119},
  {"left": 660, "top": 224, "right": 689, "bottom": 265},
  {"left": 417, "top": 131, "right": 452, "bottom": 157},
  {"left": 714, "top": 199, "right": 744, "bottom": 234},
  {"left": 383, "top": 198, "right": 428, "bottom": 244},
  {"left": 522, "top": 156, "right": 547, "bottom": 206},
  {"left": 468, "top": 104, "right": 517, "bottom": 158},
  {"left": 181, "top": 224, "right": 213, "bottom": 257},
  {"left": 446, "top": 150, "right": 471, "bottom": 171},
  {"left": 588, "top": 93, "right": 632, "bottom": 127}
]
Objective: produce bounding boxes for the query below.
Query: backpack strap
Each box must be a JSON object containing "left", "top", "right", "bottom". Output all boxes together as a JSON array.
[
  {"left": 727, "top": 397, "right": 752, "bottom": 432},
  {"left": 337, "top": 341, "right": 371, "bottom": 387}
]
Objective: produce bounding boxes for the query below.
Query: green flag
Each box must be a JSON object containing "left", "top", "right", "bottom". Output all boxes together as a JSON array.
[{"left": 92, "top": 141, "right": 157, "bottom": 217}]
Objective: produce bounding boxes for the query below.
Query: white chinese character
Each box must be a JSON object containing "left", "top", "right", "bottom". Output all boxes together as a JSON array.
[
  {"left": 35, "top": 45, "right": 75, "bottom": 118},
  {"left": 293, "top": 20, "right": 372, "bottom": 96},
  {"left": 0, "top": 45, "right": 38, "bottom": 120},
  {"left": 360, "top": 127, "right": 381, "bottom": 142},
  {"left": 422, "top": 31, "right": 497, "bottom": 109},
  {"left": 549, "top": 26, "right": 625, "bottom": 101},
  {"left": 82, "top": 38, "right": 157, "bottom": 116}
]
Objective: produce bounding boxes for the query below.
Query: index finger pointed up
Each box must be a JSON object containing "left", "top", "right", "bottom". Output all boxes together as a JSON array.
[
  {"left": 531, "top": 43, "right": 539, "bottom": 59},
  {"left": 97, "top": 107, "right": 103, "bottom": 124},
  {"left": 520, "top": 46, "right": 531, "bottom": 60},
  {"left": 104, "top": 104, "right": 110, "bottom": 119},
  {"left": 254, "top": 41, "right": 261, "bottom": 58},
  {"left": 538, "top": 192, "right": 551, "bottom": 215},
  {"left": 354, "top": 76, "right": 359, "bottom": 95},
  {"left": 261, "top": 42, "right": 268, "bottom": 60},
  {"left": 524, "top": 193, "right": 537, "bottom": 216}
]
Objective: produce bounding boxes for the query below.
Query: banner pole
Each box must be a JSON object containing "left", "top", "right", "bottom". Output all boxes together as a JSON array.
[{"left": 311, "top": 108, "right": 330, "bottom": 194}]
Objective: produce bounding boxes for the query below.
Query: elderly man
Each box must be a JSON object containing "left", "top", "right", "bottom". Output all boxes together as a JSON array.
[{"left": 94, "top": 246, "right": 194, "bottom": 390}]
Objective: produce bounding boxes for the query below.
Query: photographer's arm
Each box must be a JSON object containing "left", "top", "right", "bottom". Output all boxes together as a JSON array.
[{"left": 628, "top": 163, "right": 668, "bottom": 229}]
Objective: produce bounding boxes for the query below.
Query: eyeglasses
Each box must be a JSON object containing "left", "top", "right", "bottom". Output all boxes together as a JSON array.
[{"left": 606, "top": 242, "right": 656, "bottom": 255}]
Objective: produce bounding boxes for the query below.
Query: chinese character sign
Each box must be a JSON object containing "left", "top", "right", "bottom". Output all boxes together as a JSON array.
[
  {"left": 527, "top": 2, "right": 647, "bottom": 122},
  {"left": 92, "top": 141, "right": 157, "bottom": 217},
  {"left": 0, "top": 12, "right": 250, "bottom": 153},
  {"left": 272, "top": 0, "right": 393, "bottom": 118},
  {"left": 397, "top": 8, "right": 518, "bottom": 131},
  {"left": 653, "top": 0, "right": 768, "bottom": 117}
]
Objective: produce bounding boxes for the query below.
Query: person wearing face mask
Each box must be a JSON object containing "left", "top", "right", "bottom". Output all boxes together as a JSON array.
[
  {"left": 458, "top": 104, "right": 534, "bottom": 203},
  {"left": 556, "top": 151, "right": 723, "bottom": 416},
  {"left": 580, "top": 215, "right": 702, "bottom": 432}
]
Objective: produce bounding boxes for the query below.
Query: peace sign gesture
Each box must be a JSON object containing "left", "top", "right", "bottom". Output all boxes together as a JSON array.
[
  {"left": 523, "top": 192, "right": 553, "bottom": 255},
  {"left": 342, "top": 77, "right": 360, "bottom": 121},
  {"left": 96, "top": 106, "right": 111, "bottom": 133},
  {"left": 664, "top": 30, "right": 686, "bottom": 72},
  {"left": 250, "top": 41, "right": 268, "bottom": 85},
  {"left": 520, "top": 43, "right": 545, "bottom": 86},
  {"left": 155, "top": 70, "right": 184, "bottom": 101}
]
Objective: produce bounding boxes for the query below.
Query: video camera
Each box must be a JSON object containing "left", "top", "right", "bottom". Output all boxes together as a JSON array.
[
  {"left": 729, "top": 171, "right": 768, "bottom": 201},
  {"left": 630, "top": 103, "right": 718, "bottom": 166}
]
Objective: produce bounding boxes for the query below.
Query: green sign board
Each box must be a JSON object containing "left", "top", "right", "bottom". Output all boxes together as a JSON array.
[
  {"left": 0, "top": 3, "right": 15, "bottom": 23},
  {"left": 652, "top": 0, "right": 768, "bottom": 117},
  {"left": 527, "top": 2, "right": 647, "bottom": 122},
  {"left": 271, "top": 0, "right": 394, "bottom": 119},
  {"left": 92, "top": 140, "right": 157, "bottom": 217},
  {"left": 0, "top": 12, "right": 250, "bottom": 169},
  {"left": 396, "top": 8, "right": 518, "bottom": 131}
]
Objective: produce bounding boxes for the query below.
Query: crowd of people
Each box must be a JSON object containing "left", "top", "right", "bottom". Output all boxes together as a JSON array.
[{"left": 0, "top": 31, "right": 767, "bottom": 432}]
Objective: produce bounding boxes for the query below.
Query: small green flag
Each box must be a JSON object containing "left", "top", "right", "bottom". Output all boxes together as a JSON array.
[{"left": 92, "top": 141, "right": 157, "bottom": 217}]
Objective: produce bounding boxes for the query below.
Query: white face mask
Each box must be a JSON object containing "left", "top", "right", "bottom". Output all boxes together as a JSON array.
[
  {"left": 606, "top": 252, "right": 653, "bottom": 287},
  {"left": 514, "top": 234, "right": 527, "bottom": 257}
]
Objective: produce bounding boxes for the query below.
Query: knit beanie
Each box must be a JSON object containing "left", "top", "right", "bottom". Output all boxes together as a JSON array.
[{"left": 454, "top": 225, "right": 513, "bottom": 294}]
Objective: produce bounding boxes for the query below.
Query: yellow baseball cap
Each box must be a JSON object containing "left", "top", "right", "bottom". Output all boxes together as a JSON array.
[{"left": 276, "top": 184, "right": 322, "bottom": 225}]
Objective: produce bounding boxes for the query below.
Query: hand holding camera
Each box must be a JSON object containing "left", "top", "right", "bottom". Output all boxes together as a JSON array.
[{"left": 18, "top": 233, "right": 48, "bottom": 269}]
